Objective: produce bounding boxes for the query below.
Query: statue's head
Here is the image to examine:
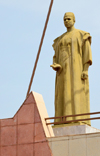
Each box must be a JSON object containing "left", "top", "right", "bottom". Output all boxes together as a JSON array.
[{"left": 63, "top": 12, "right": 75, "bottom": 28}]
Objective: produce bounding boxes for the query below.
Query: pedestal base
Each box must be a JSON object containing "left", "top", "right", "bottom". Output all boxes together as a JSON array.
[{"left": 53, "top": 124, "right": 100, "bottom": 136}]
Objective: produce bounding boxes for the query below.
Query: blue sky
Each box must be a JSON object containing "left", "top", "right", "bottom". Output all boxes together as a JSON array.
[{"left": 0, "top": 0, "right": 100, "bottom": 129}]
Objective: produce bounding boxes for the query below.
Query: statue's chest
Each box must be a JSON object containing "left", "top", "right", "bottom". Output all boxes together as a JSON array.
[{"left": 59, "top": 34, "right": 72, "bottom": 61}]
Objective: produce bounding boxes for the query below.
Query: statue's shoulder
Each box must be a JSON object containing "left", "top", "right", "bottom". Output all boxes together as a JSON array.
[
  {"left": 75, "top": 29, "right": 90, "bottom": 35},
  {"left": 75, "top": 29, "right": 91, "bottom": 44},
  {"left": 52, "top": 32, "right": 66, "bottom": 50},
  {"left": 53, "top": 32, "right": 66, "bottom": 43},
  {"left": 75, "top": 29, "right": 91, "bottom": 38}
]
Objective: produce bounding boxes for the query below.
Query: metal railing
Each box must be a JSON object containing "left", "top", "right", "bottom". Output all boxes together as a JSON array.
[{"left": 45, "top": 111, "right": 100, "bottom": 125}]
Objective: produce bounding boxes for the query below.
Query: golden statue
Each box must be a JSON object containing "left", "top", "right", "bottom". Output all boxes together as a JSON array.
[{"left": 51, "top": 12, "right": 92, "bottom": 126}]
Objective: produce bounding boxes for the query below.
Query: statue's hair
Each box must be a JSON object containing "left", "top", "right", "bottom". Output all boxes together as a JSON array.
[{"left": 64, "top": 12, "right": 75, "bottom": 22}]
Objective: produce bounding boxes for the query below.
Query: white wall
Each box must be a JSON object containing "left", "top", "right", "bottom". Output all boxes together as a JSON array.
[{"left": 48, "top": 132, "right": 100, "bottom": 156}]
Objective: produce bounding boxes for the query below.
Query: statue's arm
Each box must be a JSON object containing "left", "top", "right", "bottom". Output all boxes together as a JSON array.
[
  {"left": 51, "top": 38, "right": 62, "bottom": 72},
  {"left": 50, "top": 53, "right": 62, "bottom": 72},
  {"left": 53, "top": 54, "right": 56, "bottom": 64},
  {"left": 81, "top": 39, "right": 92, "bottom": 80},
  {"left": 81, "top": 63, "right": 90, "bottom": 80}
]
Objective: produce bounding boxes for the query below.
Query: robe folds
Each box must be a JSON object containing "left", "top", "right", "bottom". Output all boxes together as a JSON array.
[{"left": 52, "top": 29, "right": 92, "bottom": 125}]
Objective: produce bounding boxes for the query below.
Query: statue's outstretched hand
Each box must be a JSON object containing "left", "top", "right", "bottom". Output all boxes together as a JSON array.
[
  {"left": 50, "top": 63, "right": 62, "bottom": 75},
  {"left": 50, "top": 63, "right": 62, "bottom": 71},
  {"left": 81, "top": 71, "right": 88, "bottom": 80}
]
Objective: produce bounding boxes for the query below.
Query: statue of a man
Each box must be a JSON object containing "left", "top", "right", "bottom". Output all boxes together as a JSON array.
[{"left": 51, "top": 12, "right": 92, "bottom": 126}]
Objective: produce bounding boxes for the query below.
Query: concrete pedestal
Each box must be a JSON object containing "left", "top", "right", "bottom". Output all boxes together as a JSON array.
[{"left": 53, "top": 124, "right": 100, "bottom": 136}]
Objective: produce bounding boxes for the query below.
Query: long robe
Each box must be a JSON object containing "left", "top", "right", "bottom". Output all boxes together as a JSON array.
[{"left": 52, "top": 29, "right": 92, "bottom": 125}]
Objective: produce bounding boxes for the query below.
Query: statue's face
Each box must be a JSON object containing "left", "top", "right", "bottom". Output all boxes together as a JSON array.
[{"left": 64, "top": 16, "right": 75, "bottom": 28}]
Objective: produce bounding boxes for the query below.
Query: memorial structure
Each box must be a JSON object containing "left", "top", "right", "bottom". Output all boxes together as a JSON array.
[
  {"left": 51, "top": 12, "right": 92, "bottom": 125},
  {"left": 1, "top": 11, "right": 100, "bottom": 156}
]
